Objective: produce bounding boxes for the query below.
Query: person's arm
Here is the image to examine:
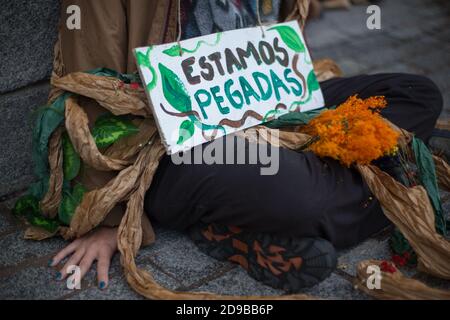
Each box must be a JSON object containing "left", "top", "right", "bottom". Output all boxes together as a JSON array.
[{"left": 49, "top": 227, "right": 118, "bottom": 289}]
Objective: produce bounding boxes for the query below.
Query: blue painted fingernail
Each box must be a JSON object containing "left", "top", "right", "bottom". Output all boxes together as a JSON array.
[
  {"left": 48, "top": 259, "right": 53, "bottom": 267},
  {"left": 55, "top": 272, "right": 62, "bottom": 280},
  {"left": 99, "top": 281, "right": 106, "bottom": 290}
]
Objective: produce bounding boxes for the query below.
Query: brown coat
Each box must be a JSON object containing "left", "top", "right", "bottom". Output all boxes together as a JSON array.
[
  {"left": 56, "top": 0, "right": 178, "bottom": 245},
  {"left": 55, "top": 0, "right": 299, "bottom": 246}
]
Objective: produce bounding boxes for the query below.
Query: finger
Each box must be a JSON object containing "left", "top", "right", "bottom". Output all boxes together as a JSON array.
[
  {"left": 97, "top": 252, "right": 111, "bottom": 290},
  {"left": 79, "top": 249, "right": 97, "bottom": 280},
  {"left": 57, "top": 247, "right": 85, "bottom": 281},
  {"left": 50, "top": 239, "right": 81, "bottom": 267}
]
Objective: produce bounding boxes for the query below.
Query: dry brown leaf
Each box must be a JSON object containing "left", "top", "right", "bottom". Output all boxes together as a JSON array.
[
  {"left": 61, "top": 148, "right": 150, "bottom": 239},
  {"left": 313, "top": 58, "right": 344, "bottom": 82},
  {"left": 52, "top": 72, "right": 151, "bottom": 117},
  {"left": 357, "top": 165, "right": 450, "bottom": 280},
  {"left": 236, "top": 126, "right": 311, "bottom": 150},
  {"left": 260, "top": 127, "right": 311, "bottom": 149},
  {"left": 322, "top": 0, "right": 351, "bottom": 10},
  {"left": 24, "top": 226, "right": 59, "bottom": 241},
  {"left": 433, "top": 155, "right": 450, "bottom": 191},
  {"left": 286, "top": 0, "right": 311, "bottom": 29},
  {"left": 40, "top": 127, "right": 64, "bottom": 218},
  {"left": 48, "top": 33, "right": 65, "bottom": 104},
  {"left": 355, "top": 260, "right": 450, "bottom": 300},
  {"left": 296, "top": 0, "right": 311, "bottom": 28}
]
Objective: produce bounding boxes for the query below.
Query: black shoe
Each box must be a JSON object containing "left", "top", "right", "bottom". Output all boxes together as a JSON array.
[{"left": 189, "top": 223, "right": 337, "bottom": 292}]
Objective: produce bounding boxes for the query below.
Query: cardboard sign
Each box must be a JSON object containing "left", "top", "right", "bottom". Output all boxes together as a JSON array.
[{"left": 135, "top": 20, "right": 324, "bottom": 154}]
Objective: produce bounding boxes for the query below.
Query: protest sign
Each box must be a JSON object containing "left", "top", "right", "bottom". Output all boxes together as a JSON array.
[{"left": 135, "top": 20, "right": 324, "bottom": 154}]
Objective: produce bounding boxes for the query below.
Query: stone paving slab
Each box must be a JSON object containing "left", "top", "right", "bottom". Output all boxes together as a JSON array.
[
  {"left": 68, "top": 275, "right": 145, "bottom": 300},
  {"left": 0, "top": 215, "right": 15, "bottom": 235},
  {"left": 337, "top": 238, "right": 391, "bottom": 277},
  {"left": 300, "top": 272, "right": 370, "bottom": 300},
  {"left": 146, "top": 231, "right": 233, "bottom": 288},
  {"left": 193, "top": 267, "right": 284, "bottom": 297},
  {"left": 0, "top": 243, "right": 111, "bottom": 300},
  {"left": 0, "top": 205, "right": 22, "bottom": 235},
  {"left": 0, "top": 83, "right": 49, "bottom": 197},
  {"left": 0, "top": 0, "right": 59, "bottom": 94},
  {"left": 0, "top": 231, "right": 65, "bottom": 268},
  {"left": 69, "top": 259, "right": 181, "bottom": 300},
  {"left": 0, "top": 266, "right": 78, "bottom": 300},
  {"left": 337, "top": 238, "right": 420, "bottom": 280}
]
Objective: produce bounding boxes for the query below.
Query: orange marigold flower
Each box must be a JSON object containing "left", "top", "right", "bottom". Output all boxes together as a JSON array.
[{"left": 300, "top": 95, "right": 399, "bottom": 167}]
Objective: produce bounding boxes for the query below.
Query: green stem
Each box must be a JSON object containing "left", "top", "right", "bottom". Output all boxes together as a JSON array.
[
  {"left": 289, "top": 89, "right": 312, "bottom": 111},
  {"left": 188, "top": 115, "right": 226, "bottom": 135},
  {"left": 145, "top": 47, "right": 157, "bottom": 90},
  {"left": 181, "top": 33, "right": 222, "bottom": 54}
]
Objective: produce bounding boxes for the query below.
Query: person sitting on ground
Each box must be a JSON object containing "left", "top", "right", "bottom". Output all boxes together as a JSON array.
[{"left": 49, "top": 0, "right": 443, "bottom": 292}]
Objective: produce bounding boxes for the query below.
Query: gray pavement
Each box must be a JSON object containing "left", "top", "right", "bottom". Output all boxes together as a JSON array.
[{"left": 0, "top": 0, "right": 449, "bottom": 299}]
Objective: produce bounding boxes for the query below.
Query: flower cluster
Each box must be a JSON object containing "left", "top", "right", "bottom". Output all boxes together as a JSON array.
[
  {"left": 391, "top": 252, "right": 411, "bottom": 267},
  {"left": 380, "top": 261, "right": 397, "bottom": 274},
  {"left": 301, "top": 95, "right": 399, "bottom": 167}
]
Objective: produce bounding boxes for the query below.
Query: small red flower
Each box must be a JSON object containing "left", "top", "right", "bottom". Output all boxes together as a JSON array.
[
  {"left": 391, "top": 254, "right": 407, "bottom": 267},
  {"left": 130, "top": 82, "right": 140, "bottom": 90},
  {"left": 380, "top": 260, "right": 396, "bottom": 273}
]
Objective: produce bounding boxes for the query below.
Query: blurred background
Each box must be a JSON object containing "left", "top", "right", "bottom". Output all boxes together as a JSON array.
[{"left": 305, "top": 0, "right": 449, "bottom": 118}]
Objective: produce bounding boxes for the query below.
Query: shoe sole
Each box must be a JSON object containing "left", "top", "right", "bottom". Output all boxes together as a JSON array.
[{"left": 189, "top": 224, "right": 337, "bottom": 292}]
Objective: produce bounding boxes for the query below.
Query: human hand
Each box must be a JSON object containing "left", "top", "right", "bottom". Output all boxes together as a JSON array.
[{"left": 49, "top": 227, "right": 118, "bottom": 289}]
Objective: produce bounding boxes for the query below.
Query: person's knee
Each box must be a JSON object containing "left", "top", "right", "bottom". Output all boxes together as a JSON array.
[{"left": 409, "top": 75, "right": 443, "bottom": 118}]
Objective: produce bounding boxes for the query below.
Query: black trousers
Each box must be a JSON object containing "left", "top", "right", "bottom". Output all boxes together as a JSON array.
[{"left": 144, "top": 73, "right": 443, "bottom": 249}]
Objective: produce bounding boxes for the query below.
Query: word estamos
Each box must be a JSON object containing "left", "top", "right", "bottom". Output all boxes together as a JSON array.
[{"left": 179, "top": 37, "right": 304, "bottom": 119}]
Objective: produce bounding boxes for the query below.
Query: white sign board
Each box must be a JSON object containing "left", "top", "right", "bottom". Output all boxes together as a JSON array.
[{"left": 135, "top": 20, "right": 324, "bottom": 154}]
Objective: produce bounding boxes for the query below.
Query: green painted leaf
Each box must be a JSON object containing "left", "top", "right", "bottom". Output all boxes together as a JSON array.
[
  {"left": 307, "top": 70, "right": 320, "bottom": 92},
  {"left": 13, "top": 194, "right": 59, "bottom": 232},
  {"left": 72, "top": 183, "right": 85, "bottom": 201},
  {"left": 268, "top": 25, "right": 305, "bottom": 53},
  {"left": 136, "top": 48, "right": 157, "bottom": 90},
  {"left": 92, "top": 114, "right": 140, "bottom": 148},
  {"left": 62, "top": 132, "right": 80, "bottom": 181},
  {"left": 59, "top": 183, "right": 86, "bottom": 225},
  {"left": 136, "top": 49, "right": 151, "bottom": 68},
  {"left": 28, "top": 215, "right": 60, "bottom": 233},
  {"left": 390, "top": 229, "right": 411, "bottom": 255},
  {"left": 159, "top": 63, "right": 191, "bottom": 113},
  {"left": 177, "top": 120, "right": 195, "bottom": 145},
  {"left": 163, "top": 44, "right": 182, "bottom": 57},
  {"left": 389, "top": 228, "right": 417, "bottom": 266},
  {"left": 263, "top": 109, "right": 281, "bottom": 122},
  {"left": 13, "top": 195, "right": 40, "bottom": 217}
]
